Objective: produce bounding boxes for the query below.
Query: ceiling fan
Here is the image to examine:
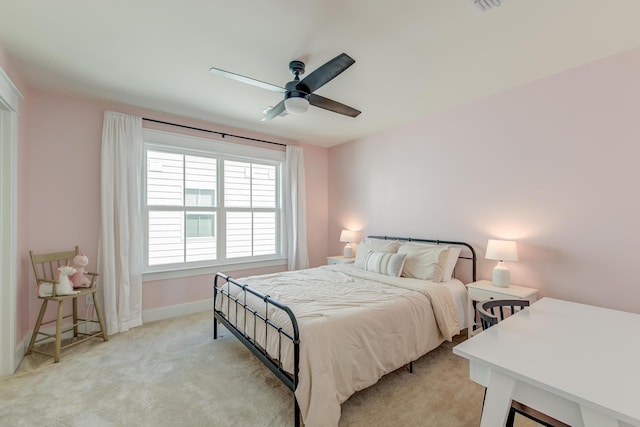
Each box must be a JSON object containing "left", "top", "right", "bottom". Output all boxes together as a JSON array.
[{"left": 209, "top": 53, "right": 361, "bottom": 121}]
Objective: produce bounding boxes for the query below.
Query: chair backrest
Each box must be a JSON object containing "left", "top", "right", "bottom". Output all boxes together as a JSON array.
[
  {"left": 477, "top": 299, "right": 530, "bottom": 330},
  {"left": 30, "top": 246, "right": 80, "bottom": 285}
]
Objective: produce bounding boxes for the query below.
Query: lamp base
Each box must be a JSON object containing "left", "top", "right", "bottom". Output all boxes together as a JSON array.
[
  {"left": 492, "top": 262, "right": 510, "bottom": 288},
  {"left": 343, "top": 244, "right": 353, "bottom": 258}
]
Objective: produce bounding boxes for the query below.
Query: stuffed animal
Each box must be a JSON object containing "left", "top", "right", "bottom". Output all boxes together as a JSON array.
[
  {"left": 69, "top": 254, "right": 91, "bottom": 288},
  {"left": 39, "top": 266, "right": 80, "bottom": 297}
]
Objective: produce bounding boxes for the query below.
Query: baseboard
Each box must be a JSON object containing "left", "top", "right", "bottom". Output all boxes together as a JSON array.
[
  {"left": 14, "top": 336, "right": 25, "bottom": 371},
  {"left": 141, "top": 299, "right": 212, "bottom": 323}
]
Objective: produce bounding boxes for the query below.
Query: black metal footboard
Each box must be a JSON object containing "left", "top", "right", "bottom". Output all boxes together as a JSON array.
[{"left": 213, "top": 272, "right": 301, "bottom": 427}]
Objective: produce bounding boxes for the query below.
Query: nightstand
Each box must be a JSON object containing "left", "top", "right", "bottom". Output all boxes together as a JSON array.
[
  {"left": 466, "top": 280, "right": 538, "bottom": 338},
  {"left": 326, "top": 255, "right": 355, "bottom": 265}
]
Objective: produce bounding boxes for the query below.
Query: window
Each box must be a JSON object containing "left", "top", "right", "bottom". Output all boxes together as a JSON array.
[
  {"left": 224, "top": 160, "right": 277, "bottom": 258},
  {"left": 143, "top": 129, "right": 285, "bottom": 274},
  {"left": 186, "top": 188, "right": 215, "bottom": 207},
  {"left": 186, "top": 213, "right": 215, "bottom": 238}
]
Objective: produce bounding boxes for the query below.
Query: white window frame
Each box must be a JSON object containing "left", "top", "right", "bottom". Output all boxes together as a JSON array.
[{"left": 142, "top": 129, "right": 286, "bottom": 281}]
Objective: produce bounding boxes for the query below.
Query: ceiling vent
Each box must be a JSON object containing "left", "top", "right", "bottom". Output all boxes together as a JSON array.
[{"left": 471, "top": 0, "right": 506, "bottom": 11}]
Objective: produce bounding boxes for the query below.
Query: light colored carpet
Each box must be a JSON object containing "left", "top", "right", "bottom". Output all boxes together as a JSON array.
[{"left": 2, "top": 311, "right": 538, "bottom": 426}]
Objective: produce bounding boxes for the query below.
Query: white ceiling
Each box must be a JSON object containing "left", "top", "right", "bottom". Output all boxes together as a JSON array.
[{"left": 1, "top": 0, "right": 640, "bottom": 147}]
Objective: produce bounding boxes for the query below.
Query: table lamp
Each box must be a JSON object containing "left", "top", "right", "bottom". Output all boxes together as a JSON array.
[
  {"left": 340, "top": 230, "right": 357, "bottom": 258},
  {"left": 485, "top": 239, "right": 518, "bottom": 287}
]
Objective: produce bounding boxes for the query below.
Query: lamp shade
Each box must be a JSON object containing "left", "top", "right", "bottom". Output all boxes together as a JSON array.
[
  {"left": 284, "top": 95, "right": 309, "bottom": 114},
  {"left": 339, "top": 230, "right": 357, "bottom": 243},
  {"left": 485, "top": 239, "right": 518, "bottom": 262}
]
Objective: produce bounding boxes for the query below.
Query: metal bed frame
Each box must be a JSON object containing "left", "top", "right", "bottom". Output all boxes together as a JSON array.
[{"left": 213, "top": 236, "right": 476, "bottom": 427}]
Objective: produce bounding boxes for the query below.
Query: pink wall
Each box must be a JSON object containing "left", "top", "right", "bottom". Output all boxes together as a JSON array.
[
  {"left": 17, "top": 88, "right": 328, "bottom": 341},
  {"left": 329, "top": 47, "right": 640, "bottom": 315},
  {"left": 11, "top": 40, "right": 640, "bottom": 349},
  {"left": 301, "top": 143, "right": 329, "bottom": 265}
]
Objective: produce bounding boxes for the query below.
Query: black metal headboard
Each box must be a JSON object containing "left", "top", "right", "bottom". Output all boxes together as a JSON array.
[{"left": 368, "top": 236, "right": 477, "bottom": 282}]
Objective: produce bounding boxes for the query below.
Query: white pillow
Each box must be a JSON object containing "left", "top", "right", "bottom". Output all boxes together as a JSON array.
[
  {"left": 442, "top": 247, "right": 462, "bottom": 282},
  {"left": 364, "top": 251, "right": 407, "bottom": 277},
  {"left": 354, "top": 238, "right": 401, "bottom": 269},
  {"left": 398, "top": 244, "right": 449, "bottom": 282}
]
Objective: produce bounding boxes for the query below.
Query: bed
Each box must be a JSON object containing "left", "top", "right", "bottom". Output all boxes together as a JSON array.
[{"left": 213, "top": 236, "right": 476, "bottom": 427}]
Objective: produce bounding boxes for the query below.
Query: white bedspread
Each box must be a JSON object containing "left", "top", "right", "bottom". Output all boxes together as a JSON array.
[{"left": 216, "top": 264, "right": 460, "bottom": 427}]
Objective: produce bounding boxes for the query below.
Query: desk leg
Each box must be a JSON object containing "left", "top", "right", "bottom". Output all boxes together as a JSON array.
[
  {"left": 580, "top": 406, "right": 621, "bottom": 427},
  {"left": 480, "top": 370, "right": 515, "bottom": 427}
]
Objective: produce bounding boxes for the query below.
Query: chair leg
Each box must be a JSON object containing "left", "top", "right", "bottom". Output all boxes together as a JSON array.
[
  {"left": 26, "top": 300, "right": 48, "bottom": 355},
  {"left": 73, "top": 297, "right": 79, "bottom": 338},
  {"left": 54, "top": 300, "right": 64, "bottom": 363},
  {"left": 92, "top": 293, "right": 109, "bottom": 342},
  {"left": 506, "top": 406, "right": 516, "bottom": 427},
  {"left": 480, "top": 388, "right": 487, "bottom": 421}
]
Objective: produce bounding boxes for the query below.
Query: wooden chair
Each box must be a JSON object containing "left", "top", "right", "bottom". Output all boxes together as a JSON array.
[
  {"left": 477, "top": 298, "right": 530, "bottom": 330},
  {"left": 26, "top": 246, "right": 108, "bottom": 362},
  {"left": 477, "top": 299, "right": 570, "bottom": 427}
]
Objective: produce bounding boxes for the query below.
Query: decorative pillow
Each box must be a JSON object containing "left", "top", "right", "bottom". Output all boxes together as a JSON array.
[
  {"left": 442, "top": 247, "right": 462, "bottom": 282},
  {"left": 398, "top": 244, "right": 449, "bottom": 282},
  {"left": 354, "top": 238, "right": 401, "bottom": 269},
  {"left": 364, "top": 251, "right": 407, "bottom": 277}
]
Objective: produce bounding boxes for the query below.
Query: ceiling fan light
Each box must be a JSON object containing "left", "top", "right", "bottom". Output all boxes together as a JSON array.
[{"left": 284, "top": 95, "right": 310, "bottom": 114}]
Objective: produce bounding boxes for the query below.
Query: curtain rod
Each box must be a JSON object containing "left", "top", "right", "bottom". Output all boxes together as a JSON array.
[{"left": 142, "top": 117, "right": 287, "bottom": 148}]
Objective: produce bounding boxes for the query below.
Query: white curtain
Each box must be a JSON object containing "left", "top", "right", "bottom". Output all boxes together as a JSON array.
[
  {"left": 98, "top": 111, "right": 143, "bottom": 335},
  {"left": 284, "top": 145, "right": 309, "bottom": 270}
]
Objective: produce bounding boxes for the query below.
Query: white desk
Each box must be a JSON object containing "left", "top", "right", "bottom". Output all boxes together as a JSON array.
[{"left": 453, "top": 298, "right": 640, "bottom": 427}]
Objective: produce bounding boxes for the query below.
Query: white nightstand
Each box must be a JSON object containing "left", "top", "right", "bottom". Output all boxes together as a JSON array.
[
  {"left": 326, "top": 255, "right": 355, "bottom": 265},
  {"left": 466, "top": 280, "right": 538, "bottom": 338}
]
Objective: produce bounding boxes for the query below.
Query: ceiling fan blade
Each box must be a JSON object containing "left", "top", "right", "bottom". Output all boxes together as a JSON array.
[
  {"left": 309, "top": 94, "right": 361, "bottom": 118},
  {"left": 209, "top": 67, "right": 286, "bottom": 93},
  {"left": 297, "top": 53, "right": 355, "bottom": 94},
  {"left": 260, "top": 100, "right": 287, "bottom": 121}
]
